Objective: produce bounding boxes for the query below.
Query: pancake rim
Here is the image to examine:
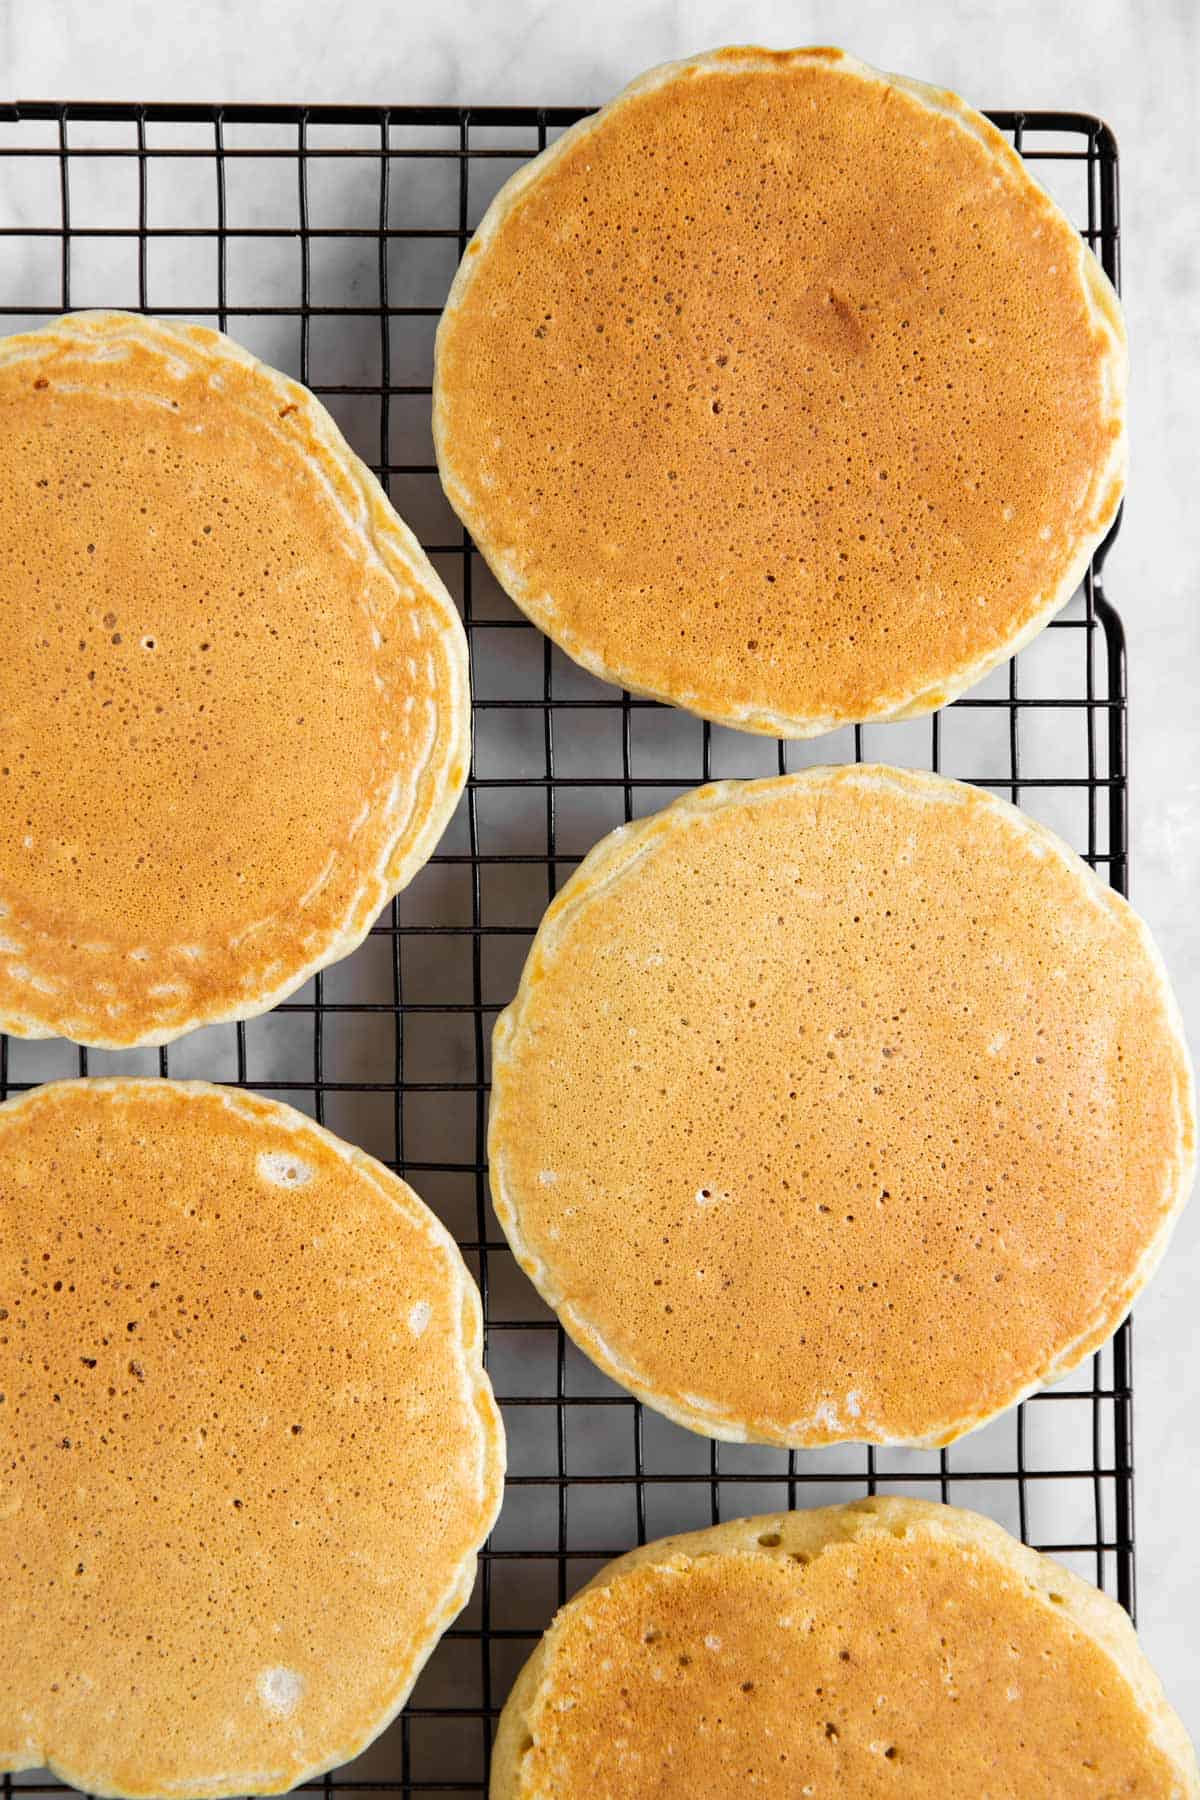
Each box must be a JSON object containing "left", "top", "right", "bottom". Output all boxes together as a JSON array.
[
  {"left": 489, "top": 765, "right": 1195, "bottom": 1448},
  {"left": 0, "top": 1076, "right": 506, "bottom": 1799},
  {"left": 433, "top": 45, "right": 1128, "bottom": 737},
  {"left": 490, "top": 1498, "right": 1200, "bottom": 1798},
  {"left": 0, "top": 310, "right": 471, "bottom": 1050}
]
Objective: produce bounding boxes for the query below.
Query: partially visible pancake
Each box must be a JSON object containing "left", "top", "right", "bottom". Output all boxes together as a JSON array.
[
  {"left": 0, "top": 1078, "right": 504, "bottom": 1798},
  {"left": 434, "top": 46, "right": 1126, "bottom": 736},
  {"left": 0, "top": 311, "right": 469, "bottom": 1048},
  {"left": 489, "top": 766, "right": 1194, "bottom": 1446},
  {"left": 491, "top": 1500, "right": 1199, "bottom": 1798}
]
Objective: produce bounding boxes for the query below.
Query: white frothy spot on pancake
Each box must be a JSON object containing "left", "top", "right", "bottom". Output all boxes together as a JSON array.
[
  {"left": 408, "top": 1299, "right": 432, "bottom": 1337},
  {"left": 257, "top": 1665, "right": 303, "bottom": 1714},
  {"left": 257, "top": 1151, "right": 314, "bottom": 1189}
]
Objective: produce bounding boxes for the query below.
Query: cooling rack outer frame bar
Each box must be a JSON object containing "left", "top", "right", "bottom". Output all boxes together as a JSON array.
[{"left": 0, "top": 98, "right": 1132, "bottom": 1798}]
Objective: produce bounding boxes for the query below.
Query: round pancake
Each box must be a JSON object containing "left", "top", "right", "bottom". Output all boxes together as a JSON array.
[
  {"left": 0, "top": 310, "right": 469, "bottom": 1048},
  {"left": 434, "top": 47, "right": 1126, "bottom": 736},
  {"left": 491, "top": 1500, "right": 1199, "bottom": 1799},
  {"left": 0, "top": 1078, "right": 504, "bottom": 1798},
  {"left": 489, "top": 766, "right": 1194, "bottom": 1446}
]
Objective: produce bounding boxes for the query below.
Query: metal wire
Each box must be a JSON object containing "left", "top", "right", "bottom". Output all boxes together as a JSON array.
[{"left": 0, "top": 100, "right": 1129, "bottom": 1796}]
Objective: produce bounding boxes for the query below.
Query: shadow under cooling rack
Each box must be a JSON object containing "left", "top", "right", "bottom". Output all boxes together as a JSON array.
[{"left": 0, "top": 100, "right": 1130, "bottom": 1798}]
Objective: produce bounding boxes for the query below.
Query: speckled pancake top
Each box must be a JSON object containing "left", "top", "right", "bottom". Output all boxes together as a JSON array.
[
  {"left": 0, "top": 311, "right": 469, "bottom": 1049},
  {"left": 489, "top": 767, "right": 1193, "bottom": 1447},
  {"left": 434, "top": 46, "right": 1126, "bottom": 736},
  {"left": 491, "top": 1501, "right": 1199, "bottom": 1798},
  {"left": 0, "top": 1079, "right": 504, "bottom": 1798}
]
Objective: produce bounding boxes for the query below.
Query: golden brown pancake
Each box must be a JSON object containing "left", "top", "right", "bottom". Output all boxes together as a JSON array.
[
  {"left": 489, "top": 767, "right": 1194, "bottom": 1446},
  {"left": 491, "top": 1500, "right": 1199, "bottom": 1799},
  {"left": 434, "top": 47, "right": 1126, "bottom": 736},
  {"left": 0, "top": 1078, "right": 504, "bottom": 1798},
  {"left": 0, "top": 311, "right": 469, "bottom": 1048}
]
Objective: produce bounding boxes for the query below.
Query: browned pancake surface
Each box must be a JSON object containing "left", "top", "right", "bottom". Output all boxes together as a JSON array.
[
  {"left": 491, "top": 1503, "right": 1198, "bottom": 1798},
  {"left": 435, "top": 48, "right": 1125, "bottom": 734},
  {"left": 0, "top": 1079, "right": 503, "bottom": 1797},
  {"left": 489, "top": 768, "right": 1193, "bottom": 1445},
  {"left": 0, "top": 312, "right": 468, "bottom": 1047}
]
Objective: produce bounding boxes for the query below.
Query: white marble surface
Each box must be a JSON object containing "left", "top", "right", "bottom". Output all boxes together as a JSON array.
[{"left": 2, "top": 0, "right": 1198, "bottom": 1755}]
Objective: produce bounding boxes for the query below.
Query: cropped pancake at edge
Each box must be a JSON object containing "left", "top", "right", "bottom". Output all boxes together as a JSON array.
[
  {"left": 434, "top": 46, "right": 1126, "bottom": 735},
  {"left": 489, "top": 766, "right": 1194, "bottom": 1447},
  {"left": 0, "top": 310, "right": 469, "bottom": 1048},
  {"left": 490, "top": 1501, "right": 1200, "bottom": 1799},
  {"left": 0, "top": 1078, "right": 505, "bottom": 1799}
]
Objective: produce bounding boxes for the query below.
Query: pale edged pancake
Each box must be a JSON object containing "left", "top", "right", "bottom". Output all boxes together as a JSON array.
[
  {"left": 0, "top": 311, "right": 469, "bottom": 1048},
  {"left": 0, "top": 1078, "right": 504, "bottom": 1798},
  {"left": 434, "top": 46, "right": 1126, "bottom": 736},
  {"left": 489, "top": 766, "right": 1194, "bottom": 1446},
  {"left": 491, "top": 1500, "right": 1199, "bottom": 1798}
]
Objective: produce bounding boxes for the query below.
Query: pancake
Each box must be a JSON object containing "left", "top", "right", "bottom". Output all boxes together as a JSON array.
[
  {"left": 0, "top": 1078, "right": 504, "bottom": 1798},
  {"left": 0, "top": 310, "right": 469, "bottom": 1049},
  {"left": 489, "top": 766, "right": 1194, "bottom": 1446},
  {"left": 491, "top": 1500, "right": 1199, "bottom": 1798},
  {"left": 434, "top": 47, "right": 1126, "bottom": 736}
]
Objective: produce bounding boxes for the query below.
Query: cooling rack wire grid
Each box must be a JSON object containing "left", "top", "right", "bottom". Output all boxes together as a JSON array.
[{"left": 0, "top": 100, "right": 1128, "bottom": 1796}]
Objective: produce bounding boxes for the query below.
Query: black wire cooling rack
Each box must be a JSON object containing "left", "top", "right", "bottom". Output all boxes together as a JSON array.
[{"left": 0, "top": 101, "right": 1129, "bottom": 1796}]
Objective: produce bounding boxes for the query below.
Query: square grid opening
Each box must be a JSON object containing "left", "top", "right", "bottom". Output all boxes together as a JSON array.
[{"left": 0, "top": 101, "right": 1129, "bottom": 1797}]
